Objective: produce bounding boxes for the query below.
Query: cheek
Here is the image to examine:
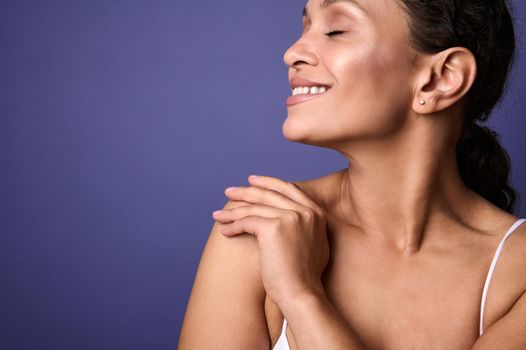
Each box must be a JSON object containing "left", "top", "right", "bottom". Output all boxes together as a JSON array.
[
  {"left": 336, "top": 40, "right": 411, "bottom": 103},
  {"left": 329, "top": 42, "right": 413, "bottom": 135}
]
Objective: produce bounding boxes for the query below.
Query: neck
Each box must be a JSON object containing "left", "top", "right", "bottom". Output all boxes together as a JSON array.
[{"left": 334, "top": 115, "right": 477, "bottom": 254}]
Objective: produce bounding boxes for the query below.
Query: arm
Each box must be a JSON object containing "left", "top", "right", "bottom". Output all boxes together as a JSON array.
[
  {"left": 471, "top": 289, "right": 526, "bottom": 349},
  {"left": 177, "top": 200, "right": 270, "bottom": 350},
  {"left": 280, "top": 289, "right": 367, "bottom": 350}
]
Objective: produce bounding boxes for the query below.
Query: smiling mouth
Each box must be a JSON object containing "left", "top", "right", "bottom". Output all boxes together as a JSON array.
[
  {"left": 290, "top": 86, "right": 330, "bottom": 96},
  {"left": 286, "top": 86, "right": 331, "bottom": 106}
]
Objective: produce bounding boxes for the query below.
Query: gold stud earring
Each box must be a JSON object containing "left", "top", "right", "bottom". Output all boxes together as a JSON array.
[{"left": 419, "top": 99, "right": 426, "bottom": 105}]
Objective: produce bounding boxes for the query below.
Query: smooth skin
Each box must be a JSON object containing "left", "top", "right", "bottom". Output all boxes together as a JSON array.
[{"left": 178, "top": 0, "right": 526, "bottom": 349}]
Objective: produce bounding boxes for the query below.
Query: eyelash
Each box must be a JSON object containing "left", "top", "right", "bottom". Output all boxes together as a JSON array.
[{"left": 325, "top": 30, "right": 346, "bottom": 37}]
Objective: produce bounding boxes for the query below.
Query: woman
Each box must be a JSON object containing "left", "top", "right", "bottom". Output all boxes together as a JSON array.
[{"left": 178, "top": 0, "right": 525, "bottom": 348}]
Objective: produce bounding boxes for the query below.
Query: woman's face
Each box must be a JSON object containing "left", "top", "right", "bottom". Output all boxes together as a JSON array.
[{"left": 282, "top": 0, "right": 420, "bottom": 148}]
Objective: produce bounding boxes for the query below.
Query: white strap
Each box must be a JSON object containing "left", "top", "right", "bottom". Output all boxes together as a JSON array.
[
  {"left": 271, "top": 318, "right": 289, "bottom": 350},
  {"left": 479, "top": 218, "right": 526, "bottom": 336}
]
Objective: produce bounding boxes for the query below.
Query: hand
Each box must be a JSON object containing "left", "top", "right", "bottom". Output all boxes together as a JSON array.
[{"left": 212, "top": 175, "right": 330, "bottom": 308}]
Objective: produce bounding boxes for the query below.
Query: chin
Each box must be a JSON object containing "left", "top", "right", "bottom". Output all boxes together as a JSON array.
[
  {"left": 281, "top": 118, "right": 334, "bottom": 147},
  {"left": 281, "top": 116, "right": 313, "bottom": 142}
]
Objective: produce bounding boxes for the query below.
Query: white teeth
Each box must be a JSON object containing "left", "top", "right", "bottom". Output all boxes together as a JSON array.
[{"left": 292, "top": 86, "right": 329, "bottom": 96}]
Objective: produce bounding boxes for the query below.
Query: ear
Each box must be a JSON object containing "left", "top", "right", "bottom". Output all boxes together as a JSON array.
[{"left": 412, "top": 47, "right": 477, "bottom": 115}]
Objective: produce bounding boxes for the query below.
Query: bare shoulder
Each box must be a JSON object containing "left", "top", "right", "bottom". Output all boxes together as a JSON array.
[
  {"left": 178, "top": 199, "right": 269, "bottom": 350},
  {"left": 474, "top": 213, "right": 526, "bottom": 348},
  {"left": 493, "top": 215, "right": 526, "bottom": 289},
  {"left": 482, "top": 212, "right": 526, "bottom": 331}
]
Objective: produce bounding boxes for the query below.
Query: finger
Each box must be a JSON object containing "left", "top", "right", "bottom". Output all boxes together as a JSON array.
[
  {"left": 224, "top": 185, "right": 306, "bottom": 214},
  {"left": 213, "top": 203, "right": 288, "bottom": 223},
  {"left": 247, "top": 175, "right": 320, "bottom": 212},
  {"left": 220, "top": 215, "right": 277, "bottom": 238}
]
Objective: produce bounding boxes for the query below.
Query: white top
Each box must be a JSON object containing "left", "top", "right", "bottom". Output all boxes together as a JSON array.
[{"left": 272, "top": 218, "right": 526, "bottom": 349}]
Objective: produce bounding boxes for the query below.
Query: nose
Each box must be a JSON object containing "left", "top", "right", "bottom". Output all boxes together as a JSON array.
[{"left": 283, "top": 34, "right": 319, "bottom": 69}]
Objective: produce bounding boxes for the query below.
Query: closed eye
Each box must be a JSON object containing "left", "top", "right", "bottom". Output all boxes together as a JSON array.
[{"left": 325, "top": 30, "right": 346, "bottom": 37}]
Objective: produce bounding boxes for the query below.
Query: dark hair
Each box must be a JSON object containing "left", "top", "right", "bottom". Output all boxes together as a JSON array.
[{"left": 398, "top": 0, "right": 519, "bottom": 214}]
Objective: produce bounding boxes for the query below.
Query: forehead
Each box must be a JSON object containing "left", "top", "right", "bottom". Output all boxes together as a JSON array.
[
  {"left": 303, "top": 0, "right": 404, "bottom": 22},
  {"left": 303, "top": 0, "right": 371, "bottom": 18}
]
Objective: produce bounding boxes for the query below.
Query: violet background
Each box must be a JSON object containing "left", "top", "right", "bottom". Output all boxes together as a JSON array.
[{"left": 1, "top": 1, "right": 525, "bottom": 349}]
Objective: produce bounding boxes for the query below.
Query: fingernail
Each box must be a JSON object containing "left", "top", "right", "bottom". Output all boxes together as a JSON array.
[
  {"left": 248, "top": 175, "right": 259, "bottom": 179},
  {"left": 225, "top": 187, "right": 237, "bottom": 193},
  {"left": 212, "top": 210, "right": 223, "bottom": 215}
]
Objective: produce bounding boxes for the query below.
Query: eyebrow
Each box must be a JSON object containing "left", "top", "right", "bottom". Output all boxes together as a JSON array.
[{"left": 303, "top": 0, "right": 369, "bottom": 18}]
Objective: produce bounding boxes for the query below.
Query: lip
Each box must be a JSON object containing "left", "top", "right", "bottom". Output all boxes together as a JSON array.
[
  {"left": 287, "top": 77, "right": 332, "bottom": 107},
  {"left": 289, "top": 77, "right": 331, "bottom": 89},
  {"left": 286, "top": 90, "right": 329, "bottom": 106}
]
